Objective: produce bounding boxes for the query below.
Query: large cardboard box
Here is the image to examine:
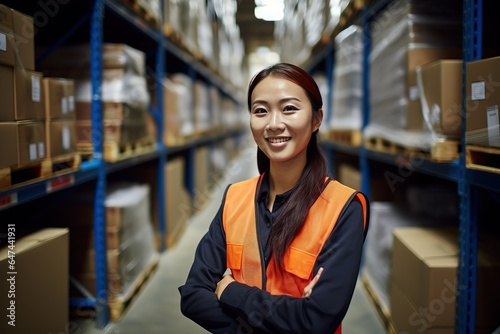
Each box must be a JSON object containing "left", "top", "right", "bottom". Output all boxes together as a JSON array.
[
  {"left": 10, "top": 7, "right": 35, "bottom": 70},
  {"left": 0, "top": 228, "right": 69, "bottom": 334},
  {"left": 406, "top": 48, "right": 462, "bottom": 130},
  {"left": 466, "top": 56, "right": 500, "bottom": 148},
  {"left": 0, "top": 64, "right": 44, "bottom": 121},
  {"left": 418, "top": 59, "right": 463, "bottom": 138},
  {"left": 161, "top": 74, "right": 195, "bottom": 145},
  {"left": 0, "top": 31, "right": 16, "bottom": 67},
  {"left": 0, "top": 121, "right": 46, "bottom": 168},
  {"left": 0, "top": 65, "right": 15, "bottom": 120},
  {"left": 194, "top": 146, "right": 210, "bottom": 209},
  {"left": 14, "top": 67, "right": 44, "bottom": 120},
  {"left": 0, "top": 4, "right": 35, "bottom": 70},
  {"left": 43, "top": 77, "right": 76, "bottom": 119},
  {"left": 390, "top": 227, "right": 500, "bottom": 333},
  {"left": 165, "top": 157, "right": 192, "bottom": 248},
  {"left": 0, "top": 122, "right": 18, "bottom": 169},
  {"left": 46, "top": 119, "right": 77, "bottom": 157}
]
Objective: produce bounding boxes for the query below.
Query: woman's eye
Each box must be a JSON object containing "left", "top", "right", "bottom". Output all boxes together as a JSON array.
[
  {"left": 283, "top": 105, "right": 297, "bottom": 112},
  {"left": 253, "top": 108, "right": 267, "bottom": 114}
]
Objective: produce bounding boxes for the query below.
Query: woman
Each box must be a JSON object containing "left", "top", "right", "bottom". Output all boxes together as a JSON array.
[{"left": 179, "top": 62, "right": 369, "bottom": 333}]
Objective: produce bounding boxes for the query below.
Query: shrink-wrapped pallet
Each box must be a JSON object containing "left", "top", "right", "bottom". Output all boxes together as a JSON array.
[
  {"left": 330, "top": 25, "right": 363, "bottom": 131},
  {"left": 365, "top": 0, "right": 462, "bottom": 150}
]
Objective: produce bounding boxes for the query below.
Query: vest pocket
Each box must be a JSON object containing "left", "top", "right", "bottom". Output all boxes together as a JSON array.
[
  {"left": 226, "top": 243, "right": 243, "bottom": 270},
  {"left": 284, "top": 246, "right": 316, "bottom": 280}
]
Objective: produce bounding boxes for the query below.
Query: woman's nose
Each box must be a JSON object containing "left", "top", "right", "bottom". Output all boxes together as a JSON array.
[{"left": 266, "top": 111, "right": 285, "bottom": 131}]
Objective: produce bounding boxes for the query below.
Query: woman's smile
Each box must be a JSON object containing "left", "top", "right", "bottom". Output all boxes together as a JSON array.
[{"left": 266, "top": 137, "right": 291, "bottom": 147}]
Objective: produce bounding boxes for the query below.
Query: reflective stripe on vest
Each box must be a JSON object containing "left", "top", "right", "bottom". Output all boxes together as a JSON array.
[{"left": 223, "top": 174, "right": 368, "bottom": 334}]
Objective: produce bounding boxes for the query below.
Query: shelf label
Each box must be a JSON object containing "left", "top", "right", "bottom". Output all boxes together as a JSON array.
[
  {"left": 46, "top": 174, "right": 74, "bottom": 192},
  {"left": 0, "top": 193, "right": 18, "bottom": 210},
  {"left": 487, "top": 106, "right": 500, "bottom": 147}
]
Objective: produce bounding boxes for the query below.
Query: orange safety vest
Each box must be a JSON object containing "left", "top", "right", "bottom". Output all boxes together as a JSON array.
[{"left": 223, "top": 174, "right": 368, "bottom": 334}]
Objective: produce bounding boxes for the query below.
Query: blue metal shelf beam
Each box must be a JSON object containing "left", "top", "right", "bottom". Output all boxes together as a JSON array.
[
  {"left": 456, "top": 0, "right": 482, "bottom": 332},
  {"left": 90, "top": 0, "right": 109, "bottom": 328}
]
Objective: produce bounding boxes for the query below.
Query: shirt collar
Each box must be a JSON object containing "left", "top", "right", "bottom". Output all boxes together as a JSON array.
[{"left": 257, "top": 172, "right": 297, "bottom": 205}]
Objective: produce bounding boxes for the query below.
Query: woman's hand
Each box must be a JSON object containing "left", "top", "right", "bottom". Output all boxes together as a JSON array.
[
  {"left": 215, "top": 274, "right": 235, "bottom": 300},
  {"left": 302, "top": 267, "right": 324, "bottom": 298}
]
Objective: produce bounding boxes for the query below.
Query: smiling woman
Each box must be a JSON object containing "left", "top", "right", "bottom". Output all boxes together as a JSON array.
[{"left": 179, "top": 62, "right": 370, "bottom": 334}]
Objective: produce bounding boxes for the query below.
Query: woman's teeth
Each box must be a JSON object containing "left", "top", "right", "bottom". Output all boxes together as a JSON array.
[{"left": 267, "top": 138, "right": 290, "bottom": 143}]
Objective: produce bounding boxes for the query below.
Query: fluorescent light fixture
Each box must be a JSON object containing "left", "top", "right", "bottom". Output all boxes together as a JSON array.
[{"left": 254, "top": 0, "right": 284, "bottom": 21}]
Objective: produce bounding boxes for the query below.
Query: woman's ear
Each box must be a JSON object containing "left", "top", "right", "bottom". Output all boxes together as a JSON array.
[{"left": 313, "top": 109, "right": 324, "bottom": 132}]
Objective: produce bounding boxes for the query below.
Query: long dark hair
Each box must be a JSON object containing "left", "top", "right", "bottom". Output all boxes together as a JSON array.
[{"left": 247, "top": 63, "right": 328, "bottom": 270}]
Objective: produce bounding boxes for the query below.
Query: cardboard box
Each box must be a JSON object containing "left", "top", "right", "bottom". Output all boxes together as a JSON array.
[
  {"left": 0, "top": 121, "right": 46, "bottom": 168},
  {"left": 0, "top": 64, "right": 44, "bottom": 121},
  {"left": 406, "top": 47, "right": 462, "bottom": 130},
  {"left": 11, "top": 8, "right": 35, "bottom": 70},
  {"left": 0, "top": 4, "right": 35, "bottom": 70},
  {"left": 165, "top": 157, "right": 192, "bottom": 247},
  {"left": 0, "top": 228, "right": 69, "bottom": 334},
  {"left": 75, "top": 101, "right": 145, "bottom": 120},
  {"left": 0, "top": 122, "right": 18, "bottom": 169},
  {"left": 0, "top": 65, "right": 15, "bottom": 122},
  {"left": 466, "top": 56, "right": 500, "bottom": 148},
  {"left": 418, "top": 59, "right": 463, "bottom": 138},
  {"left": 43, "top": 78, "right": 76, "bottom": 119},
  {"left": 0, "top": 31, "right": 16, "bottom": 66},
  {"left": 0, "top": 4, "right": 14, "bottom": 31},
  {"left": 337, "top": 163, "right": 361, "bottom": 190},
  {"left": 194, "top": 146, "right": 210, "bottom": 209},
  {"left": 46, "top": 119, "right": 77, "bottom": 157},
  {"left": 14, "top": 67, "right": 44, "bottom": 120},
  {"left": 390, "top": 227, "right": 500, "bottom": 333},
  {"left": 76, "top": 119, "right": 130, "bottom": 145}
]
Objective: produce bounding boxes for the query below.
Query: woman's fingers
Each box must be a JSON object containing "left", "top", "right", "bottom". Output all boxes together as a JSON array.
[{"left": 302, "top": 267, "right": 324, "bottom": 298}]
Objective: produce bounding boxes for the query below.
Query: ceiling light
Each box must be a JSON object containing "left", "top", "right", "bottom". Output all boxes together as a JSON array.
[{"left": 254, "top": 0, "right": 284, "bottom": 21}]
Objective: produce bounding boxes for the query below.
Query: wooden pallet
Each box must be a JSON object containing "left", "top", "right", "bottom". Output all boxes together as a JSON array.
[
  {"left": 0, "top": 153, "right": 81, "bottom": 191},
  {"left": 361, "top": 273, "right": 396, "bottom": 334},
  {"left": 329, "top": 129, "right": 363, "bottom": 146},
  {"left": 466, "top": 145, "right": 500, "bottom": 173},
  {"left": 108, "top": 254, "right": 159, "bottom": 320},
  {"left": 78, "top": 138, "right": 156, "bottom": 163},
  {"left": 365, "top": 136, "right": 460, "bottom": 162},
  {"left": 119, "top": 0, "right": 160, "bottom": 28},
  {"left": 50, "top": 153, "right": 82, "bottom": 175},
  {"left": 164, "top": 133, "right": 194, "bottom": 148}
]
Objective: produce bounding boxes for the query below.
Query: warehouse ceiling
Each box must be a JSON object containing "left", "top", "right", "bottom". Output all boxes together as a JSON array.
[{"left": 235, "top": 1, "right": 275, "bottom": 55}]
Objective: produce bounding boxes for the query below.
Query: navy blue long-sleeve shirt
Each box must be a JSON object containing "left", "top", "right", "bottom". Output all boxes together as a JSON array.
[{"left": 179, "top": 175, "right": 369, "bottom": 334}]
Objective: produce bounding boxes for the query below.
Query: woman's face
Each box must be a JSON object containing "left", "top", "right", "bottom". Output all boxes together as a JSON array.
[{"left": 250, "top": 75, "right": 322, "bottom": 167}]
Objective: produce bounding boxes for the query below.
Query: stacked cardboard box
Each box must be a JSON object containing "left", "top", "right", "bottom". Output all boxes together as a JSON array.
[
  {"left": 164, "top": 158, "right": 192, "bottom": 248},
  {"left": 365, "top": 0, "right": 462, "bottom": 150},
  {"left": 193, "top": 79, "right": 212, "bottom": 136},
  {"left": 329, "top": 25, "right": 364, "bottom": 132},
  {"left": 161, "top": 73, "right": 195, "bottom": 145},
  {"left": 390, "top": 227, "right": 500, "bottom": 333},
  {"left": 416, "top": 60, "right": 463, "bottom": 141},
  {"left": 37, "top": 43, "right": 154, "bottom": 155},
  {"left": 50, "top": 183, "right": 158, "bottom": 300},
  {"left": 43, "top": 77, "right": 78, "bottom": 158},
  {"left": 0, "top": 228, "right": 69, "bottom": 334},
  {"left": 465, "top": 56, "right": 500, "bottom": 148},
  {"left": 0, "top": 5, "right": 46, "bottom": 169}
]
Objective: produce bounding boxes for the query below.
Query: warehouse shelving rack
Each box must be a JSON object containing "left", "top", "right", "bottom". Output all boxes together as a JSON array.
[
  {"left": 308, "top": 0, "right": 499, "bottom": 333},
  {"left": 0, "top": 0, "right": 245, "bottom": 329}
]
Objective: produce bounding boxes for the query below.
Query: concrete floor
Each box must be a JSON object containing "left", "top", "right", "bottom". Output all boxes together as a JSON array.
[{"left": 74, "top": 140, "right": 387, "bottom": 334}]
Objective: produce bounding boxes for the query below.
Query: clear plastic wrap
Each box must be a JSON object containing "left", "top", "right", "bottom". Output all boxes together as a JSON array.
[
  {"left": 330, "top": 25, "right": 364, "bottom": 130},
  {"left": 366, "top": 0, "right": 462, "bottom": 149}
]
